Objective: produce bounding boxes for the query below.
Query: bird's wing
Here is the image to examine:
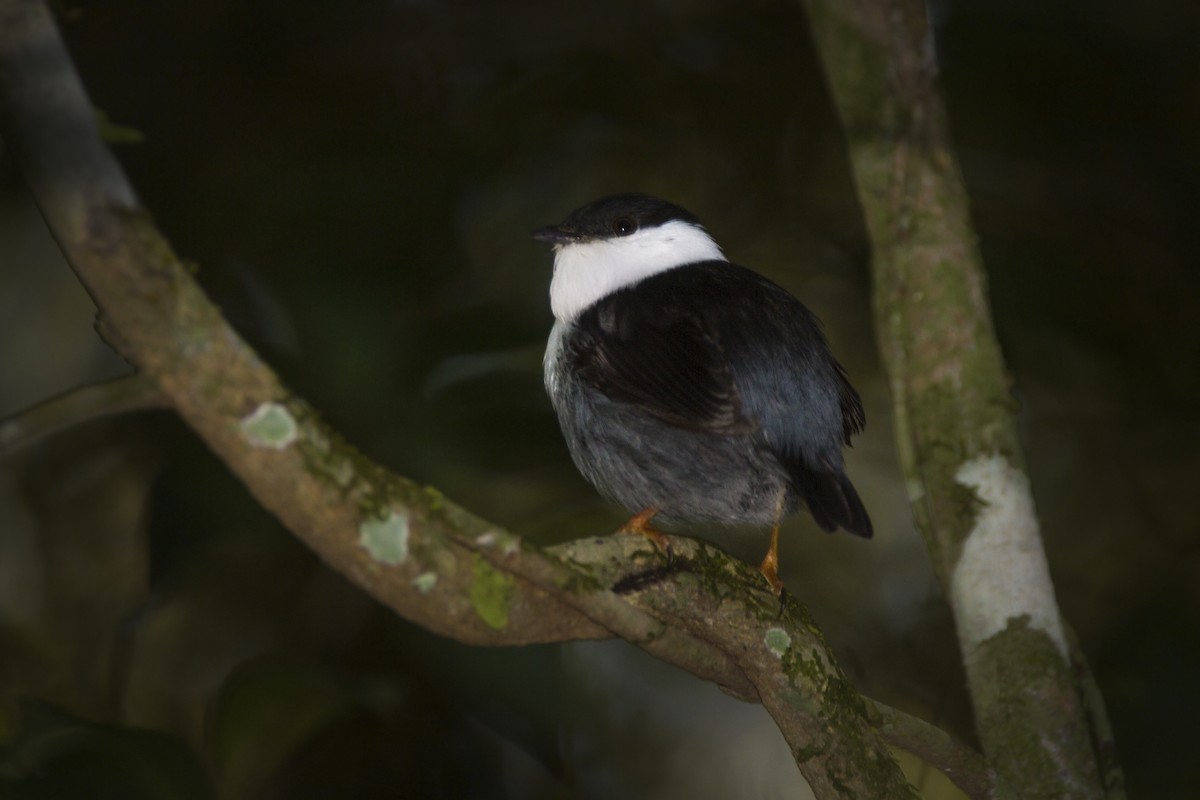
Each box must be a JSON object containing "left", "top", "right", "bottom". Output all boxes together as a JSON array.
[
  {"left": 568, "top": 270, "right": 752, "bottom": 434},
  {"left": 713, "top": 268, "right": 871, "bottom": 537}
]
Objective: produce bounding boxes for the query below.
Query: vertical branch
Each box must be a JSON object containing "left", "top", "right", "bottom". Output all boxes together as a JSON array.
[{"left": 797, "top": 0, "right": 1115, "bottom": 796}]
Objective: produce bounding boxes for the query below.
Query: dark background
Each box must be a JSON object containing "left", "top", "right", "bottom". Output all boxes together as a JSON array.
[{"left": 1, "top": 0, "right": 1197, "bottom": 797}]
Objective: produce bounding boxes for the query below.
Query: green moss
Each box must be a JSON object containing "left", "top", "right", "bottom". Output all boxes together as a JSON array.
[
  {"left": 971, "top": 618, "right": 1100, "bottom": 797},
  {"left": 681, "top": 542, "right": 736, "bottom": 599},
  {"left": 778, "top": 643, "right": 822, "bottom": 692},
  {"left": 470, "top": 554, "right": 515, "bottom": 630},
  {"left": 423, "top": 485, "right": 445, "bottom": 511},
  {"left": 772, "top": 614, "right": 919, "bottom": 796},
  {"left": 293, "top": 404, "right": 368, "bottom": 495}
]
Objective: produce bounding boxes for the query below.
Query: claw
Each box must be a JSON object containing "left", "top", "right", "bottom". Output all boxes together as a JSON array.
[
  {"left": 775, "top": 586, "right": 791, "bottom": 617},
  {"left": 616, "top": 507, "right": 673, "bottom": 563}
]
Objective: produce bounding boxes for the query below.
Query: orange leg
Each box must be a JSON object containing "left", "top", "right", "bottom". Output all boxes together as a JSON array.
[
  {"left": 758, "top": 489, "right": 788, "bottom": 593},
  {"left": 616, "top": 507, "right": 672, "bottom": 556}
]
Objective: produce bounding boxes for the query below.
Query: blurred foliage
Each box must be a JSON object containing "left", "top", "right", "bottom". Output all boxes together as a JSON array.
[
  {"left": 1, "top": 0, "right": 1197, "bottom": 797},
  {"left": 0, "top": 700, "right": 211, "bottom": 800}
]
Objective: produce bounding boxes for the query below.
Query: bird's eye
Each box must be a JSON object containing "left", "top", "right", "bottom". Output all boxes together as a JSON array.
[{"left": 611, "top": 216, "right": 636, "bottom": 236}]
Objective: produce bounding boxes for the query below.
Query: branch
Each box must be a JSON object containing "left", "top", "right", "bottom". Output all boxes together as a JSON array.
[
  {"left": 0, "top": 373, "right": 168, "bottom": 455},
  {"left": 869, "top": 701, "right": 994, "bottom": 800},
  {"left": 0, "top": 2, "right": 983, "bottom": 796},
  {"left": 798, "top": 0, "right": 1121, "bottom": 796}
]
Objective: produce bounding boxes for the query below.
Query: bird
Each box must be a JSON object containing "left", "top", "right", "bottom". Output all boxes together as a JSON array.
[{"left": 535, "top": 193, "right": 871, "bottom": 590}]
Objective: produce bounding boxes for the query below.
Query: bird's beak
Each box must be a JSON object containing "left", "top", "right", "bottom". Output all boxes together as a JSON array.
[{"left": 533, "top": 225, "right": 580, "bottom": 245}]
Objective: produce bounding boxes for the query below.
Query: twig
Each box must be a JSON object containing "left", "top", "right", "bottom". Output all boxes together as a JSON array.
[
  {"left": 0, "top": 373, "right": 167, "bottom": 455},
  {"left": 869, "top": 701, "right": 994, "bottom": 800}
]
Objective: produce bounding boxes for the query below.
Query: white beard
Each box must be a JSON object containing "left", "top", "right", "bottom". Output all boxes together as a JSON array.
[{"left": 549, "top": 220, "right": 726, "bottom": 322}]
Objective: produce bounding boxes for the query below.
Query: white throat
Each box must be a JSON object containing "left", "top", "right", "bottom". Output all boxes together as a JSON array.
[{"left": 549, "top": 220, "right": 726, "bottom": 322}]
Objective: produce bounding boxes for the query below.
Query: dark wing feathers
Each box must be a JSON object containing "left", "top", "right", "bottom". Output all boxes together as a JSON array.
[{"left": 572, "top": 280, "right": 751, "bottom": 433}]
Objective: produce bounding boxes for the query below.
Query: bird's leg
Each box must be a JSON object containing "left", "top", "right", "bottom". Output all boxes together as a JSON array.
[
  {"left": 758, "top": 489, "right": 787, "bottom": 594},
  {"left": 616, "top": 507, "right": 673, "bottom": 562},
  {"left": 759, "top": 523, "right": 784, "bottom": 593}
]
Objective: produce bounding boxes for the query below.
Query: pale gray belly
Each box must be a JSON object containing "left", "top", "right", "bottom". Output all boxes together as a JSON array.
[{"left": 545, "top": 322, "right": 793, "bottom": 525}]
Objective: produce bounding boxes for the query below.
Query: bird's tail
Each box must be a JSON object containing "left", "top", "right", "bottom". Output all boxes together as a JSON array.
[{"left": 795, "top": 469, "right": 873, "bottom": 538}]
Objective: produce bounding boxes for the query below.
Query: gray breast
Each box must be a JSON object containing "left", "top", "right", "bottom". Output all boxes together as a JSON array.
[{"left": 544, "top": 320, "right": 793, "bottom": 526}]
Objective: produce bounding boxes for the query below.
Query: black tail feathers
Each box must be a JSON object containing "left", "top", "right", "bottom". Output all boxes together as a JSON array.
[{"left": 795, "top": 469, "right": 873, "bottom": 539}]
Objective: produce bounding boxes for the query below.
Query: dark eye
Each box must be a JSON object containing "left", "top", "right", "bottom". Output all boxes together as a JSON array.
[{"left": 611, "top": 216, "right": 636, "bottom": 236}]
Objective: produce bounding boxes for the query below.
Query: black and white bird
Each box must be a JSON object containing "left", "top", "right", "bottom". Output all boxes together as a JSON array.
[{"left": 535, "top": 194, "right": 871, "bottom": 589}]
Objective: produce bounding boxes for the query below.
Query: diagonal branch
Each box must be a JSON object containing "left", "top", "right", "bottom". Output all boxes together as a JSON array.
[{"left": 0, "top": 1, "right": 982, "bottom": 796}]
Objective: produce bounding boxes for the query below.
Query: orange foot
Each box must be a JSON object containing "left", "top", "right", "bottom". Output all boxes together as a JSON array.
[{"left": 616, "top": 507, "right": 673, "bottom": 560}]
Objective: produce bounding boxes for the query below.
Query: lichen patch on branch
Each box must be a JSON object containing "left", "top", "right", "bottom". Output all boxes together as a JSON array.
[
  {"left": 239, "top": 401, "right": 299, "bottom": 449},
  {"left": 358, "top": 509, "right": 411, "bottom": 566},
  {"left": 764, "top": 627, "right": 792, "bottom": 658},
  {"left": 951, "top": 454, "right": 1068, "bottom": 658}
]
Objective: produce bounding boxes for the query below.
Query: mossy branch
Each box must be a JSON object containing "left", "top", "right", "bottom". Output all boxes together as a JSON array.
[{"left": 798, "top": 0, "right": 1121, "bottom": 796}]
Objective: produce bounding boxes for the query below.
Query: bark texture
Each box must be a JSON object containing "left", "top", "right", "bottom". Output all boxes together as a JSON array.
[{"left": 798, "top": 0, "right": 1116, "bottom": 796}]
